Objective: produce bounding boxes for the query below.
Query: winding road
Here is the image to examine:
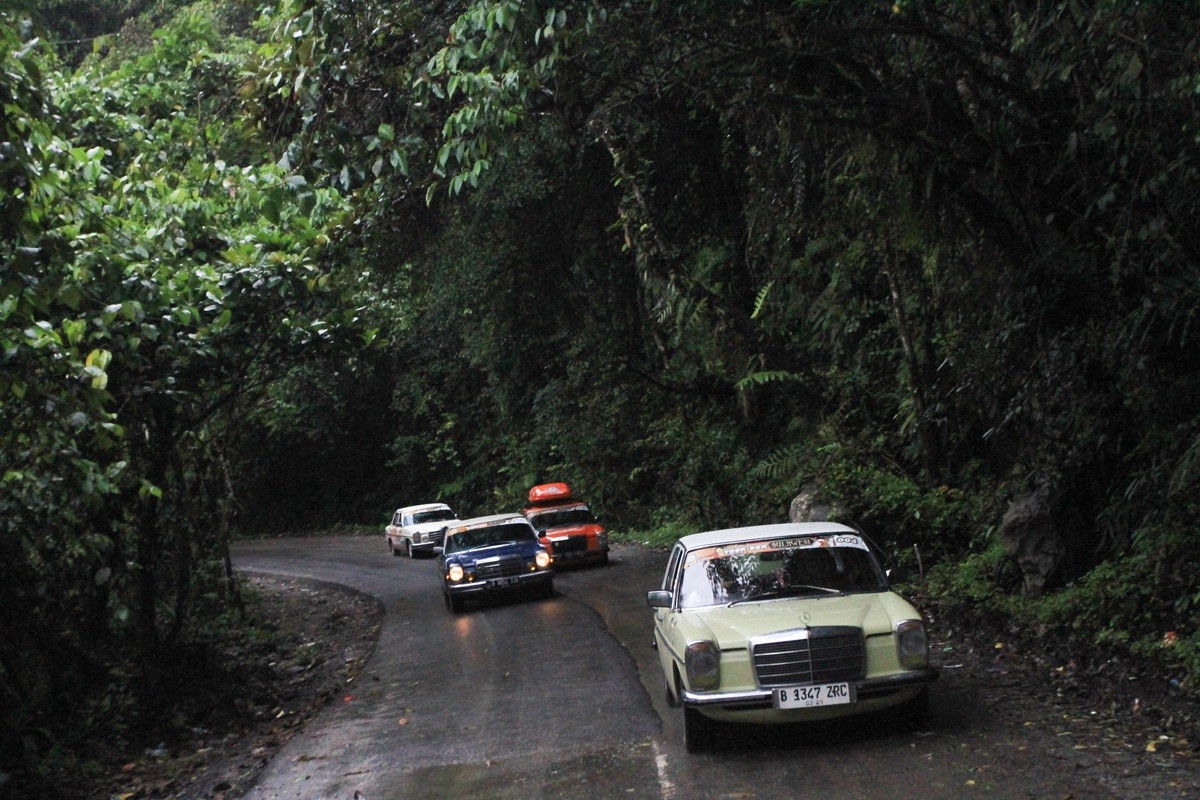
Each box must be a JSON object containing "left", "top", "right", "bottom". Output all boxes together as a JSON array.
[{"left": 231, "top": 536, "right": 1196, "bottom": 800}]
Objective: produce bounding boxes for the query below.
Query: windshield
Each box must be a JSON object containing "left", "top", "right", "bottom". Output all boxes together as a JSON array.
[
  {"left": 412, "top": 508, "right": 455, "bottom": 524},
  {"left": 445, "top": 523, "right": 536, "bottom": 554},
  {"left": 526, "top": 505, "right": 596, "bottom": 531},
  {"left": 676, "top": 535, "right": 887, "bottom": 609}
]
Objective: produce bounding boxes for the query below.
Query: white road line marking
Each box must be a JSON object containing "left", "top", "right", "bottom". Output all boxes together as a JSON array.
[{"left": 652, "top": 740, "right": 675, "bottom": 800}]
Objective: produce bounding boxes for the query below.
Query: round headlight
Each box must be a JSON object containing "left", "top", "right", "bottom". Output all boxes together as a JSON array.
[
  {"left": 685, "top": 641, "right": 721, "bottom": 690},
  {"left": 447, "top": 563, "right": 464, "bottom": 583},
  {"left": 535, "top": 550, "right": 551, "bottom": 569},
  {"left": 896, "top": 620, "right": 929, "bottom": 670}
]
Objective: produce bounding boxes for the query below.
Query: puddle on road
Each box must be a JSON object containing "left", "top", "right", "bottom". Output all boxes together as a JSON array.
[{"left": 350, "top": 745, "right": 665, "bottom": 800}]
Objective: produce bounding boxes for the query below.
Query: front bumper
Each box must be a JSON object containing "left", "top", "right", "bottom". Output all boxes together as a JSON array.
[
  {"left": 444, "top": 571, "right": 553, "bottom": 597},
  {"left": 553, "top": 546, "right": 608, "bottom": 563},
  {"left": 681, "top": 667, "right": 939, "bottom": 708}
]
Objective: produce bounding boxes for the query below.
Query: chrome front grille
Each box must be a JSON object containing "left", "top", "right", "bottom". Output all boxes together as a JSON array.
[
  {"left": 475, "top": 556, "right": 523, "bottom": 580},
  {"left": 752, "top": 627, "right": 865, "bottom": 688}
]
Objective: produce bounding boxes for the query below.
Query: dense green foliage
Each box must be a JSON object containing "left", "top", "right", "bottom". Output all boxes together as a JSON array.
[
  {"left": 4, "top": 0, "right": 1200, "bottom": 789},
  {"left": 1, "top": 1, "right": 352, "bottom": 781}
]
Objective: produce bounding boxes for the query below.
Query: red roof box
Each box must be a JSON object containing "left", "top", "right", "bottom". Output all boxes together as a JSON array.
[{"left": 528, "top": 482, "right": 573, "bottom": 505}]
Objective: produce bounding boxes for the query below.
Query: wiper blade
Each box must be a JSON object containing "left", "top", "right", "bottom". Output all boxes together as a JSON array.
[{"left": 727, "top": 585, "right": 841, "bottom": 607}]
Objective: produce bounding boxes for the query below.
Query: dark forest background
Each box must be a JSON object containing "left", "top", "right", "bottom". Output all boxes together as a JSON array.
[{"left": 3, "top": 0, "right": 1198, "bottom": 787}]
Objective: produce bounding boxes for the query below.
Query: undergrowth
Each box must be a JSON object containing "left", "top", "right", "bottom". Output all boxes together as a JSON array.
[{"left": 925, "top": 526, "right": 1200, "bottom": 694}]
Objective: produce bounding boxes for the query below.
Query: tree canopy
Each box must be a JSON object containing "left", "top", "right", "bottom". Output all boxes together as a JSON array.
[{"left": 3, "top": 0, "right": 1199, "bottom": 790}]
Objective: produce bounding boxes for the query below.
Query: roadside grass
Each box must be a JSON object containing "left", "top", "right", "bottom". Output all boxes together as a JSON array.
[
  {"left": 610, "top": 520, "right": 697, "bottom": 549},
  {"left": 922, "top": 536, "right": 1200, "bottom": 703},
  {"left": 233, "top": 522, "right": 378, "bottom": 539}
]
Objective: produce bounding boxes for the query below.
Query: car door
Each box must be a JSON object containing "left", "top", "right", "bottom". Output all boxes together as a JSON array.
[{"left": 654, "top": 543, "right": 686, "bottom": 682}]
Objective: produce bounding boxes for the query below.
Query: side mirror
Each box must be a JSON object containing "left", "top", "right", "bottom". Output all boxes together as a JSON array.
[
  {"left": 646, "top": 590, "right": 673, "bottom": 609},
  {"left": 886, "top": 566, "right": 908, "bottom": 585},
  {"left": 433, "top": 546, "right": 444, "bottom": 557}
]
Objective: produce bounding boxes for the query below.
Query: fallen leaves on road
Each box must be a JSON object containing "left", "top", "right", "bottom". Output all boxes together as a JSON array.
[{"left": 294, "top": 754, "right": 327, "bottom": 763}]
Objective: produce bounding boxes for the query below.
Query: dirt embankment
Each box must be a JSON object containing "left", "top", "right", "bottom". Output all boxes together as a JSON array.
[{"left": 32, "top": 575, "right": 382, "bottom": 800}]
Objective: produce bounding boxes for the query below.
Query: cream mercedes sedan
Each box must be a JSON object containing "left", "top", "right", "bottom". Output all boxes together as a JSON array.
[{"left": 647, "top": 522, "right": 938, "bottom": 752}]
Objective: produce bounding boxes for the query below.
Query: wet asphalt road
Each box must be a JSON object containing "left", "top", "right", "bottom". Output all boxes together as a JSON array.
[{"left": 231, "top": 537, "right": 1196, "bottom": 800}]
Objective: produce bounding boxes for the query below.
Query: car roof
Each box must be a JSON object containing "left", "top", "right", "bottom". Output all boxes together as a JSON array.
[
  {"left": 676, "top": 521, "right": 858, "bottom": 551},
  {"left": 396, "top": 502, "right": 453, "bottom": 514},
  {"left": 445, "top": 514, "right": 529, "bottom": 534}
]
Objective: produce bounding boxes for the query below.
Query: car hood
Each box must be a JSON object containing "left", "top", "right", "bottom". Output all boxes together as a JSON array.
[
  {"left": 447, "top": 540, "right": 544, "bottom": 562},
  {"left": 680, "top": 592, "right": 919, "bottom": 648},
  {"left": 540, "top": 523, "right": 605, "bottom": 538}
]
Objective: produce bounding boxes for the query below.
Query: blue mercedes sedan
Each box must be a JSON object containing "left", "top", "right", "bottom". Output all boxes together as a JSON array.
[{"left": 438, "top": 514, "right": 554, "bottom": 612}]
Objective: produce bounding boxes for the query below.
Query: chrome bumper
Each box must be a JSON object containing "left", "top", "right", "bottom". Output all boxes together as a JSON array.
[
  {"left": 444, "top": 572, "right": 553, "bottom": 596},
  {"left": 682, "top": 667, "right": 939, "bottom": 707}
]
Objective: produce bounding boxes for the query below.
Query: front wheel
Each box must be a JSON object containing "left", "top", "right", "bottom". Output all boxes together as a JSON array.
[
  {"left": 445, "top": 591, "right": 463, "bottom": 613},
  {"left": 897, "top": 687, "right": 930, "bottom": 731},
  {"left": 404, "top": 539, "right": 413, "bottom": 558},
  {"left": 682, "top": 704, "right": 712, "bottom": 753},
  {"left": 677, "top": 673, "right": 712, "bottom": 753}
]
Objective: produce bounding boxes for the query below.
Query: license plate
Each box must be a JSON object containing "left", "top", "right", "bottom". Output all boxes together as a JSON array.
[
  {"left": 773, "top": 683, "right": 854, "bottom": 709},
  {"left": 488, "top": 576, "right": 519, "bottom": 588}
]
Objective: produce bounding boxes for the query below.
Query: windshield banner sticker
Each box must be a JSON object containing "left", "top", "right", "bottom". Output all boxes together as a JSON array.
[{"left": 686, "top": 535, "right": 867, "bottom": 563}]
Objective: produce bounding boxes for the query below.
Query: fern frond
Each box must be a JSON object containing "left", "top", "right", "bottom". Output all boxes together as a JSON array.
[
  {"left": 735, "top": 369, "right": 800, "bottom": 392},
  {"left": 751, "top": 280, "right": 775, "bottom": 319}
]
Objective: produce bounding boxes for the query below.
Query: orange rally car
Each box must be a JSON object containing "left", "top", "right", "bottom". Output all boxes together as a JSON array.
[{"left": 522, "top": 482, "right": 610, "bottom": 567}]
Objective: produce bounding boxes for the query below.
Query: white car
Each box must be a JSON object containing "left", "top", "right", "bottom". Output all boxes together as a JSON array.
[{"left": 386, "top": 503, "right": 459, "bottom": 558}]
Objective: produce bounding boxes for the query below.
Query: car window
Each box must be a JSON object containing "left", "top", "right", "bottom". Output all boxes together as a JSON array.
[
  {"left": 663, "top": 544, "right": 685, "bottom": 592},
  {"left": 526, "top": 505, "right": 596, "bottom": 531},
  {"left": 412, "top": 508, "right": 455, "bottom": 524},
  {"left": 677, "top": 536, "right": 887, "bottom": 609},
  {"left": 445, "top": 523, "right": 535, "bottom": 552}
]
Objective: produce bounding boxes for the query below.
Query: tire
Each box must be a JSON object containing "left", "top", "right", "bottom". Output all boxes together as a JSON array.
[
  {"left": 445, "top": 591, "right": 464, "bottom": 613},
  {"left": 389, "top": 538, "right": 401, "bottom": 557},
  {"left": 404, "top": 539, "right": 413, "bottom": 558},
  {"left": 898, "top": 687, "right": 930, "bottom": 731},
  {"left": 664, "top": 679, "right": 680, "bottom": 708},
  {"left": 677, "top": 672, "right": 712, "bottom": 753},
  {"left": 682, "top": 704, "right": 711, "bottom": 753}
]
